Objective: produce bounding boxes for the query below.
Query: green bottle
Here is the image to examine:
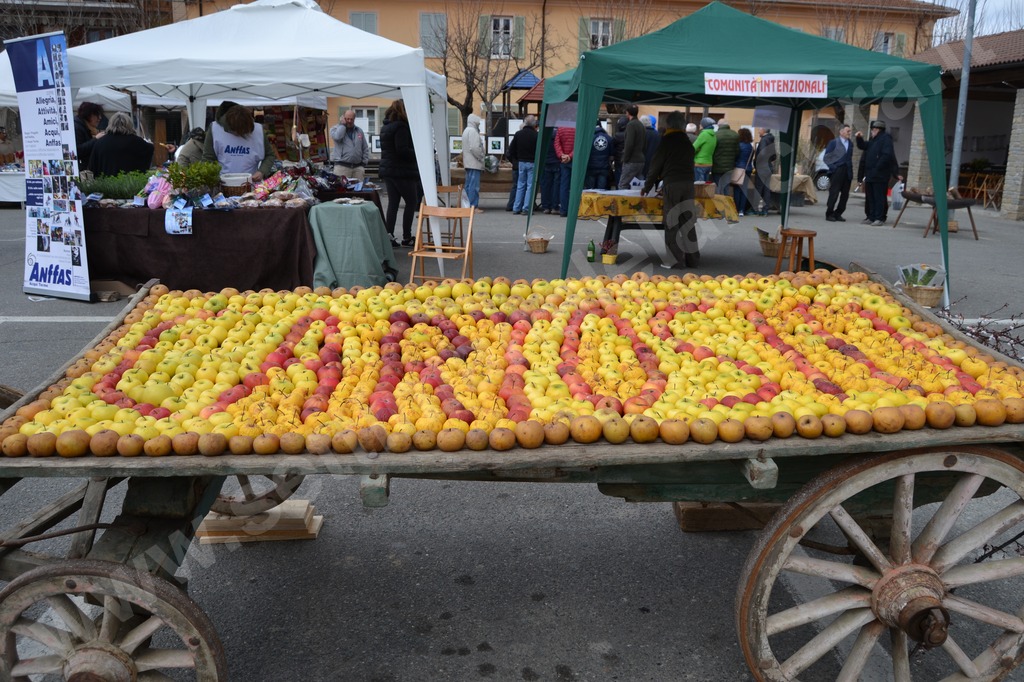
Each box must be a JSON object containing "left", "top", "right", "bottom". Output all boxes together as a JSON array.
[{"left": 587, "top": 240, "right": 595, "bottom": 262}]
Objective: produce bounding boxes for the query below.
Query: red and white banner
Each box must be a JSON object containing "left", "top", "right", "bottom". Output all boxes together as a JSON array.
[{"left": 704, "top": 73, "right": 828, "bottom": 98}]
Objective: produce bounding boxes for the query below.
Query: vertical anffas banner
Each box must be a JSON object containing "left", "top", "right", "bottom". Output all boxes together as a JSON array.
[{"left": 7, "top": 32, "right": 90, "bottom": 300}]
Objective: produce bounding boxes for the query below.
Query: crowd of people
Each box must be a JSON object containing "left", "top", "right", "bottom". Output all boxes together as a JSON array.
[
  {"left": 72, "top": 99, "right": 902, "bottom": 255},
  {"left": 536, "top": 114, "right": 778, "bottom": 221}
]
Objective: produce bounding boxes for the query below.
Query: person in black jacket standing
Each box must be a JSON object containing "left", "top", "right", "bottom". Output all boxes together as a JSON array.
[
  {"left": 509, "top": 115, "right": 538, "bottom": 215},
  {"left": 379, "top": 100, "right": 421, "bottom": 247},
  {"left": 74, "top": 101, "right": 105, "bottom": 169},
  {"left": 88, "top": 112, "right": 154, "bottom": 177},
  {"left": 855, "top": 120, "right": 901, "bottom": 226}
]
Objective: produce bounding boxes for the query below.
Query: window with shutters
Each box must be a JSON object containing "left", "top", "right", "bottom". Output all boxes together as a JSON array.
[
  {"left": 352, "top": 107, "right": 377, "bottom": 135},
  {"left": 419, "top": 13, "right": 447, "bottom": 58},
  {"left": 491, "top": 16, "right": 513, "bottom": 59},
  {"left": 350, "top": 12, "right": 377, "bottom": 34},
  {"left": 447, "top": 107, "right": 462, "bottom": 136},
  {"left": 873, "top": 32, "right": 895, "bottom": 54},
  {"left": 822, "top": 26, "right": 845, "bottom": 43},
  {"left": 590, "top": 19, "right": 612, "bottom": 49}
]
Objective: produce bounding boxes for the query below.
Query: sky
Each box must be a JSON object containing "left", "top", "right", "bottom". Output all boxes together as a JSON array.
[{"left": 944, "top": 0, "right": 1022, "bottom": 35}]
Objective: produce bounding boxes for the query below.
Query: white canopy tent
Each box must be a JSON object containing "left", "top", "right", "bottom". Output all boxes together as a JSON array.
[{"left": 0, "top": 0, "right": 450, "bottom": 201}]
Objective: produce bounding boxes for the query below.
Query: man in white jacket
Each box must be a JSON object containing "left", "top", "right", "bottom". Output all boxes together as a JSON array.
[{"left": 462, "top": 114, "right": 485, "bottom": 212}]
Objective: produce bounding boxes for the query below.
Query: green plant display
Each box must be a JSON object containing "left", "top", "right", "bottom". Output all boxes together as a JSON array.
[
  {"left": 167, "top": 160, "right": 222, "bottom": 191},
  {"left": 75, "top": 171, "right": 151, "bottom": 199}
]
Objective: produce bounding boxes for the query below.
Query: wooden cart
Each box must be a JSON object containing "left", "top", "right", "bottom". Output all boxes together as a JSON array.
[{"left": 3, "top": 280, "right": 1024, "bottom": 681}]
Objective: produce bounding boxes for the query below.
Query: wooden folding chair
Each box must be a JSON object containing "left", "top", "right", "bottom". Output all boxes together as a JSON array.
[
  {"left": 982, "top": 175, "right": 1004, "bottom": 210},
  {"left": 437, "top": 184, "right": 463, "bottom": 207},
  {"left": 436, "top": 184, "right": 465, "bottom": 246},
  {"left": 409, "top": 203, "right": 475, "bottom": 283},
  {"left": 958, "top": 172, "right": 978, "bottom": 200}
]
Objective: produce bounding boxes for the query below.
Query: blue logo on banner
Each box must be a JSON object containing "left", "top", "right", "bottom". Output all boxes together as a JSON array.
[
  {"left": 7, "top": 35, "right": 61, "bottom": 92},
  {"left": 35, "top": 41, "right": 54, "bottom": 88}
]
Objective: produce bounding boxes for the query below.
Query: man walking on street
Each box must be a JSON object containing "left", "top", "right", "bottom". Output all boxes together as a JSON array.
[
  {"left": 855, "top": 120, "right": 901, "bottom": 226},
  {"left": 617, "top": 104, "right": 646, "bottom": 188},
  {"left": 823, "top": 124, "right": 853, "bottom": 222},
  {"left": 330, "top": 110, "right": 370, "bottom": 181}
]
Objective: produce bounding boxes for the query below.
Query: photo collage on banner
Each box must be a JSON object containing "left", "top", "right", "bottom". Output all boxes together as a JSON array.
[{"left": 7, "top": 32, "right": 90, "bottom": 300}]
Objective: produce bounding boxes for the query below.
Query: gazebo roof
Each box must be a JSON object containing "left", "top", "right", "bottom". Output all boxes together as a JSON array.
[{"left": 502, "top": 69, "right": 540, "bottom": 91}]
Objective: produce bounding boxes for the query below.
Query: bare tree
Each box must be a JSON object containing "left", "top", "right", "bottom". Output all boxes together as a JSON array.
[
  {"left": 812, "top": 4, "right": 926, "bottom": 53},
  {"left": 429, "top": 0, "right": 559, "bottom": 128},
  {"left": 570, "top": 0, "right": 664, "bottom": 50},
  {"left": 930, "top": 0, "right": 1014, "bottom": 42},
  {"left": 991, "top": 0, "right": 1024, "bottom": 31},
  {"left": 0, "top": 0, "right": 175, "bottom": 47}
]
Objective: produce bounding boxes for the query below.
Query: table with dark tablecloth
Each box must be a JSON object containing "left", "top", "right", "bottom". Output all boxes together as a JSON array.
[{"left": 83, "top": 207, "right": 315, "bottom": 291}]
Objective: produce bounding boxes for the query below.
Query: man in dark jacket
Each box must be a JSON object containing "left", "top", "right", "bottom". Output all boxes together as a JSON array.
[
  {"left": 711, "top": 120, "right": 740, "bottom": 195},
  {"left": 617, "top": 104, "right": 645, "bottom": 188},
  {"left": 823, "top": 124, "right": 854, "bottom": 222},
  {"left": 509, "top": 115, "right": 539, "bottom": 214},
  {"left": 540, "top": 140, "right": 561, "bottom": 214},
  {"left": 611, "top": 115, "right": 627, "bottom": 188},
  {"left": 643, "top": 111, "right": 698, "bottom": 268},
  {"left": 642, "top": 115, "right": 660, "bottom": 179},
  {"left": 752, "top": 128, "right": 777, "bottom": 215},
  {"left": 855, "top": 120, "right": 901, "bottom": 226},
  {"left": 585, "top": 123, "right": 613, "bottom": 190}
]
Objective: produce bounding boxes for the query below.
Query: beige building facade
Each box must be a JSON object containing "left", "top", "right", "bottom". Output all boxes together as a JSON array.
[{"left": 185, "top": 0, "right": 953, "bottom": 159}]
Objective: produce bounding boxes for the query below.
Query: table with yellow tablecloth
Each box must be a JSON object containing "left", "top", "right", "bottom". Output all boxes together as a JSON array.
[
  {"left": 577, "top": 190, "right": 739, "bottom": 223},
  {"left": 576, "top": 190, "right": 738, "bottom": 264}
]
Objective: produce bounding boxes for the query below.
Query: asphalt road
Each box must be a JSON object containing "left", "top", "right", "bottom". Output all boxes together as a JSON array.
[{"left": 2, "top": 191, "right": 1024, "bottom": 681}]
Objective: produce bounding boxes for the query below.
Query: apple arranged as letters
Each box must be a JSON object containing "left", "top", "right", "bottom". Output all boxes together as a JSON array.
[{"left": 3, "top": 269, "right": 1024, "bottom": 458}]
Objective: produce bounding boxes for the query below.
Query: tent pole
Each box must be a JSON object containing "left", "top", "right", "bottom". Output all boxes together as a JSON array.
[
  {"left": 778, "top": 107, "right": 801, "bottom": 232},
  {"left": 525, "top": 104, "right": 552, "bottom": 251},
  {"left": 920, "top": 96, "right": 951, "bottom": 305},
  {"left": 559, "top": 83, "right": 604, "bottom": 279}
]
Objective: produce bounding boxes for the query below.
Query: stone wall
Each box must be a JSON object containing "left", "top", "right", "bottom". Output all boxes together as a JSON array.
[
  {"left": 1002, "top": 89, "right": 1024, "bottom": 221},
  {"left": 905, "top": 104, "right": 933, "bottom": 193},
  {"left": 846, "top": 104, "right": 870, "bottom": 185}
]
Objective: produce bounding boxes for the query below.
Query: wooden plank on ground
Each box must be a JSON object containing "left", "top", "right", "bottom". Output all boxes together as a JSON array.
[
  {"left": 195, "top": 499, "right": 322, "bottom": 544},
  {"left": 197, "top": 516, "right": 323, "bottom": 545}
]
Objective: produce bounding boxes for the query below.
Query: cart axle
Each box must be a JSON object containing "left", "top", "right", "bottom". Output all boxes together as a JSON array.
[{"left": 872, "top": 563, "right": 950, "bottom": 646}]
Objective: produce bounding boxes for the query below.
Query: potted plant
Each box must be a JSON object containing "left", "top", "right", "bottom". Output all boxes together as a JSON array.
[
  {"left": 75, "top": 170, "right": 151, "bottom": 199},
  {"left": 600, "top": 240, "right": 618, "bottom": 264},
  {"left": 167, "top": 160, "right": 222, "bottom": 197}
]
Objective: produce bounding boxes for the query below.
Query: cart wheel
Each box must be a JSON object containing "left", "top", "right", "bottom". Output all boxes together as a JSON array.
[
  {"left": 737, "top": 447, "right": 1024, "bottom": 681},
  {"left": 210, "top": 474, "right": 305, "bottom": 516},
  {"left": 0, "top": 559, "right": 226, "bottom": 681}
]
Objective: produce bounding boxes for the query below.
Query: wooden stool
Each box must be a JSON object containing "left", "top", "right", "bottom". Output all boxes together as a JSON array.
[{"left": 773, "top": 229, "right": 816, "bottom": 274}]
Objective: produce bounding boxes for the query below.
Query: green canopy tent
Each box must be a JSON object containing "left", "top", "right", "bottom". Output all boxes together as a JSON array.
[{"left": 535, "top": 1, "right": 949, "bottom": 290}]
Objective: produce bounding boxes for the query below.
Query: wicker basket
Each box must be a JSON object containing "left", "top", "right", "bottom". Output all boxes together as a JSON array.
[
  {"left": 527, "top": 238, "right": 549, "bottom": 253},
  {"left": 903, "top": 284, "right": 944, "bottom": 308},
  {"left": 220, "top": 182, "right": 251, "bottom": 197},
  {"left": 759, "top": 237, "right": 792, "bottom": 258}
]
